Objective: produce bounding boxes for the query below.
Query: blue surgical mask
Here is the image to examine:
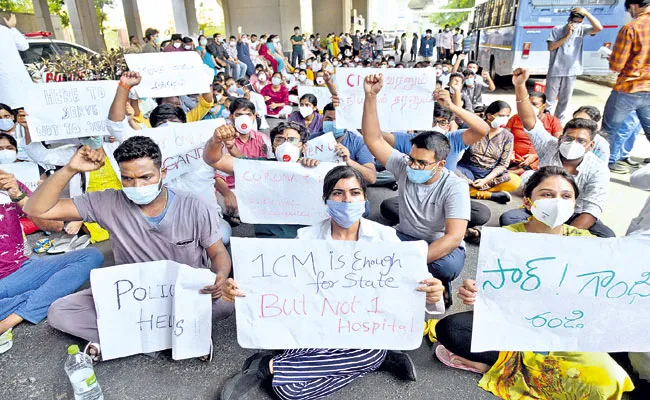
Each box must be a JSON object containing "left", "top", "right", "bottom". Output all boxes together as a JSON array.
[
  {"left": 406, "top": 166, "right": 434, "bottom": 184},
  {"left": 79, "top": 136, "right": 104, "bottom": 149},
  {"left": 272, "top": 77, "right": 282, "bottom": 86},
  {"left": 326, "top": 200, "right": 367, "bottom": 228},
  {"left": 322, "top": 120, "right": 345, "bottom": 139},
  {"left": 464, "top": 78, "right": 474, "bottom": 86},
  {"left": 122, "top": 173, "right": 163, "bottom": 205},
  {"left": 0, "top": 119, "right": 14, "bottom": 131}
]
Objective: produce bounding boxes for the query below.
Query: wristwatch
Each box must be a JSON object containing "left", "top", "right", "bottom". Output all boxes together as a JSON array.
[{"left": 10, "top": 190, "right": 28, "bottom": 203}]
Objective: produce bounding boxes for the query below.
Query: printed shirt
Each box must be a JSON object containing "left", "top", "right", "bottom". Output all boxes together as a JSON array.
[
  {"left": 524, "top": 119, "right": 610, "bottom": 219},
  {"left": 461, "top": 128, "right": 514, "bottom": 171},
  {"left": 226, "top": 44, "right": 238, "bottom": 59},
  {"left": 610, "top": 13, "right": 650, "bottom": 93},
  {"left": 0, "top": 182, "right": 31, "bottom": 279}
]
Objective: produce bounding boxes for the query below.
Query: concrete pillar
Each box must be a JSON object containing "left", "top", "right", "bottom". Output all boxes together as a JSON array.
[
  {"left": 32, "top": 0, "right": 54, "bottom": 33},
  {"left": 312, "top": 0, "right": 348, "bottom": 35},
  {"left": 184, "top": 0, "right": 199, "bottom": 36},
  {"left": 172, "top": 0, "right": 199, "bottom": 36},
  {"left": 121, "top": 0, "right": 143, "bottom": 40},
  {"left": 352, "top": 0, "right": 368, "bottom": 31},
  {"left": 65, "top": 0, "right": 106, "bottom": 51}
]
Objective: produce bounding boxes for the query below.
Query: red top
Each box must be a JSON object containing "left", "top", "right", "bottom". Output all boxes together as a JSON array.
[
  {"left": 260, "top": 84, "right": 289, "bottom": 116},
  {"left": 506, "top": 113, "right": 562, "bottom": 161},
  {"left": 0, "top": 182, "right": 31, "bottom": 279}
]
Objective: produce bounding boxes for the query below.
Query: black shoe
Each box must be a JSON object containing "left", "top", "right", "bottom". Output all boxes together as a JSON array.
[
  {"left": 621, "top": 157, "right": 640, "bottom": 167},
  {"left": 644, "top": 158, "right": 650, "bottom": 164},
  {"left": 608, "top": 162, "right": 630, "bottom": 174},
  {"left": 379, "top": 350, "right": 417, "bottom": 381},
  {"left": 390, "top": 182, "right": 399, "bottom": 191},
  {"left": 241, "top": 351, "right": 275, "bottom": 372},
  {"left": 220, "top": 369, "right": 269, "bottom": 400},
  {"left": 489, "top": 191, "right": 512, "bottom": 204}
]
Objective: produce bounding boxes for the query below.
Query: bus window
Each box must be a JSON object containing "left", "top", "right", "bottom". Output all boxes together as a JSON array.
[{"left": 531, "top": 0, "right": 615, "bottom": 5}]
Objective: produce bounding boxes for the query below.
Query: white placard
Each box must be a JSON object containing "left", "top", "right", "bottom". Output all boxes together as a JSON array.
[
  {"left": 0, "top": 162, "right": 40, "bottom": 204},
  {"left": 25, "top": 81, "right": 118, "bottom": 142},
  {"left": 305, "top": 132, "right": 339, "bottom": 163},
  {"left": 334, "top": 68, "right": 436, "bottom": 131},
  {"left": 297, "top": 86, "right": 333, "bottom": 111},
  {"left": 125, "top": 52, "right": 211, "bottom": 98},
  {"left": 231, "top": 238, "right": 429, "bottom": 349},
  {"left": 233, "top": 159, "right": 337, "bottom": 225},
  {"left": 91, "top": 260, "right": 215, "bottom": 361},
  {"left": 472, "top": 228, "right": 650, "bottom": 353}
]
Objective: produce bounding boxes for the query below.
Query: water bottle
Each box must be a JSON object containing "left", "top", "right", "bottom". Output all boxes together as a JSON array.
[{"left": 64, "top": 345, "right": 103, "bottom": 400}]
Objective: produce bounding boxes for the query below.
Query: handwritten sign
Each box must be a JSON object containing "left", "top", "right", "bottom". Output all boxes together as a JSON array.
[
  {"left": 334, "top": 68, "right": 436, "bottom": 131},
  {"left": 125, "top": 52, "right": 212, "bottom": 98},
  {"left": 297, "top": 86, "right": 333, "bottom": 111},
  {"left": 91, "top": 261, "right": 215, "bottom": 360},
  {"left": 234, "top": 159, "right": 337, "bottom": 225},
  {"left": 0, "top": 162, "right": 40, "bottom": 204},
  {"left": 25, "top": 81, "right": 118, "bottom": 142},
  {"left": 472, "top": 228, "right": 650, "bottom": 353},
  {"left": 305, "top": 132, "right": 340, "bottom": 163},
  {"left": 231, "top": 238, "right": 429, "bottom": 349}
]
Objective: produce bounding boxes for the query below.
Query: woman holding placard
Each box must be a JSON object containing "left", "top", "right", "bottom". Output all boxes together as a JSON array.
[
  {"left": 433, "top": 166, "right": 634, "bottom": 399},
  {"left": 220, "top": 165, "right": 445, "bottom": 400}
]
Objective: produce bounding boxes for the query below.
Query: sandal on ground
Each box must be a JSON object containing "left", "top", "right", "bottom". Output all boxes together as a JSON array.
[
  {"left": 434, "top": 345, "right": 483, "bottom": 374},
  {"left": 0, "top": 328, "right": 13, "bottom": 354},
  {"left": 46, "top": 235, "right": 76, "bottom": 254},
  {"left": 84, "top": 342, "right": 101, "bottom": 364},
  {"left": 33, "top": 238, "right": 53, "bottom": 254}
]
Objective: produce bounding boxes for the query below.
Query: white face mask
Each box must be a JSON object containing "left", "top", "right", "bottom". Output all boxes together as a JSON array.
[
  {"left": 258, "top": 74, "right": 267, "bottom": 82},
  {"left": 491, "top": 116, "right": 509, "bottom": 129},
  {"left": 173, "top": 42, "right": 182, "bottom": 48},
  {"left": 299, "top": 64, "right": 306, "bottom": 69},
  {"left": 275, "top": 141, "right": 301, "bottom": 162},
  {"left": 230, "top": 41, "right": 236, "bottom": 47},
  {"left": 234, "top": 115, "right": 254, "bottom": 134},
  {"left": 559, "top": 140, "right": 587, "bottom": 160},
  {"left": 122, "top": 174, "right": 163, "bottom": 205},
  {"left": 299, "top": 106, "right": 314, "bottom": 118},
  {"left": 530, "top": 198, "right": 575, "bottom": 229},
  {"left": 0, "top": 149, "right": 17, "bottom": 164},
  {"left": 315, "top": 77, "right": 325, "bottom": 85},
  {"left": 184, "top": 45, "right": 192, "bottom": 50},
  {"left": 298, "top": 75, "right": 306, "bottom": 82},
  {"left": 199, "top": 39, "right": 207, "bottom": 46},
  {"left": 271, "top": 77, "right": 282, "bottom": 86}
]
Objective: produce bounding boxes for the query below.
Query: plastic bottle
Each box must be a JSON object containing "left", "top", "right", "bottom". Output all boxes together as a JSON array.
[{"left": 64, "top": 345, "right": 103, "bottom": 400}]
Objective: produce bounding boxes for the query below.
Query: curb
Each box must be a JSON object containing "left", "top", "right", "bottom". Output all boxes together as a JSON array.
[{"left": 578, "top": 75, "right": 616, "bottom": 88}]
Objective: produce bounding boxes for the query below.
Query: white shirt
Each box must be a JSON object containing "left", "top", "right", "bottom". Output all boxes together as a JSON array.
[
  {"left": 525, "top": 119, "right": 609, "bottom": 219},
  {"left": 628, "top": 163, "right": 650, "bottom": 235},
  {"left": 297, "top": 218, "right": 400, "bottom": 242},
  {"left": 0, "top": 25, "right": 32, "bottom": 108}
]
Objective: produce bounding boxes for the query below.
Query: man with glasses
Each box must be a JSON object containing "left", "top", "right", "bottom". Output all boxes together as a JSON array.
[
  {"left": 500, "top": 68, "right": 614, "bottom": 238},
  {"left": 362, "top": 74, "right": 471, "bottom": 306}
]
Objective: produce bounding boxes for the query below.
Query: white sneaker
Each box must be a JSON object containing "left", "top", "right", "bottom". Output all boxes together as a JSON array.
[{"left": 0, "top": 328, "right": 13, "bottom": 354}]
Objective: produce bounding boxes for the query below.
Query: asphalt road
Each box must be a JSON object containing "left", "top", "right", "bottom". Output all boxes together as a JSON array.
[{"left": 2, "top": 79, "right": 649, "bottom": 400}]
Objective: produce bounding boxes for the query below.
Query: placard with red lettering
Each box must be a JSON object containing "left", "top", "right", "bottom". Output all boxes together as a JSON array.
[
  {"left": 231, "top": 238, "right": 429, "bottom": 350},
  {"left": 334, "top": 68, "right": 436, "bottom": 131},
  {"left": 234, "top": 158, "right": 337, "bottom": 225}
]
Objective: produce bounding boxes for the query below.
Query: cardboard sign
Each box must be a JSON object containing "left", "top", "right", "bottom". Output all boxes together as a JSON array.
[
  {"left": 25, "top": 81, "right": 118, "bottom": 142},
  {"left": 231, "top": 238, "right": 429, "bottom": 349},
  {"left": 334, "top": 68, "right": 436, "bottom": 131},
  {"left": 124, "top": 52, "right": 212, "bottom": 98},
  {"left": 297, "top": 86, "right": 333, "bottom": 111},
  {"left": 0, "top": 162, "right": 40, "bottom": 204},
  {"left": 233, "top": 159, "right": 337, "bottom": 225},
  {"left": 472, "top": 228, "right": 650, "bottom": 353},
  {"left": 91, "top": 261, "right": 215, "bottom": 360}
]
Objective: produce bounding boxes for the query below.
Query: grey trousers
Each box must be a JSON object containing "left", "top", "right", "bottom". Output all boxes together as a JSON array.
[
  {"left": 47, "top": 288, "right": 235, "bottom": 343},
  {"left": 545, "top": 75, "right": 577, "bottom": 123}
]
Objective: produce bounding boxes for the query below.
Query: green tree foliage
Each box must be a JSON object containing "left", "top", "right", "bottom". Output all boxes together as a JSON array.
[
  {"left": 0, "top": 0, "right": 112, "bottom": 31},
  {"left": 429, "top": 0, "right": 475, "bottom": 28},
  {"left": 0, "top": 0, "right": 33, "bottom": 13},
  {"left": 48, "top": 0, "right": 69, "bottom": 27}
]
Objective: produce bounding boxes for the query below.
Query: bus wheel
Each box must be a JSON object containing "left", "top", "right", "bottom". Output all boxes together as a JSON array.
[{"left": 489, "top": 57, "right": 497, "bottom": 82}]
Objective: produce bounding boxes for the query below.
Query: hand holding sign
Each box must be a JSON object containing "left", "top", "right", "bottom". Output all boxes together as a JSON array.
[
  {"left": 434, "top": 89, "right": 453, "bottom": 109},
  {"left": 201, "top": 274, "right": 227, "bottom": 299},
  {"left": 457, "top": 279, "right": 478, "bottom": 306},
  {"left": 0, "top": 169, "right": 21, "bottom": 198},
  {"left": 67, "top": 146, "right": 105, "bottom": 173},
  {"left": 417, "top": 276, "right": 445, "bottom": 305}
]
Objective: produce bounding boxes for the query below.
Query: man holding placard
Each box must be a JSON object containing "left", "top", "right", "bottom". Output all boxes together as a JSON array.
[{"left": 24, "top": 135, "right": 234, "bottom": 359}]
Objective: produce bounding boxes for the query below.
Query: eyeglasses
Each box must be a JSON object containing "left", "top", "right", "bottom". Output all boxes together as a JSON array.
[
  {"left": 433, "top": 118, "right": 450, "bottom": 127},
  {"left": 560, "top": 135, "right": 589, "bottom": 146},
  {"left": 273, "top": 136, "right": 301, "bottom": 145},
  {"left": 406, "top": 155, "right": 436, "bottom": 169}
]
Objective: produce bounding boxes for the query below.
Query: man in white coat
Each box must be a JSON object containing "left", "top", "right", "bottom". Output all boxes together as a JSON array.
[{"left": 0, "top": 14, "right": 32, "bottom": 108}]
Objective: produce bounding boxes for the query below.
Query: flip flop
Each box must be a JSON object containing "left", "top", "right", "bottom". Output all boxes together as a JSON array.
[
  {"left": 46, "top": 236, "right": 75, "bottom": 254},
  {"left": 69, "top": 235, "right": 91, "bottom": 251},
  {"left": 33, "top": 238, "right": 53, "bottom": 254},
  {"left": 434, "top": 345, "right": 483, "bottom": 374}
]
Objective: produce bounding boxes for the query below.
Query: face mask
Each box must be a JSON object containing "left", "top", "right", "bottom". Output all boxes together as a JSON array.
[
  {"left": 173, "top": 42, "right": 181, "bottom": 48},
  {"left": 258, "top": 74, "right": 267, "bottom": 82},
  {"left": 199, "top": 39, "right": 208, "bottom": 46},
  {"left": 491, "top": 116, "right": 509, "bottom": 129},
  {"left": 184, "top": 45, "right": 192, "bottom": 50},
  {"left": 426, "top": 34, "right": 431, "bottom": 38},
  {"left": 295, "top": 30, "right": 301, "bottom": 35},
  {"left": 316, "top": 77, "right": 325, "bottom": 85},
  {"left": 531, "top": 104, "right": 541, "bottom": 115},
  {"left": 559, "top": 140, "right": 587, "bottom": 160},
  {"left": 307, "top": 61, "right": 313, "bottom": 66},
  {"left": 275, "top": 141, "right": 301, "bottom": 162},
  {"left": 323, "top": 120, "right": 345, "bottom": 138},
  {"left": 215, "top": 94, "right": 223, "bottom": 102},
  {"left": 445, "top": 28, "right": 450, "bottom": 32},
  {"left": 381, "top": 65, "right": 388, "bottom": 69},
  {"left": 243, "top": 38, "right": 250, "bottom": 44},
  {"left": 442, "top": 67, "right": 449, "bottom": 73},
  {"left": 230, "top": 41, "right": 236, "bottom": 47},
  {"left": 299, "top": 106, "right": 314, "bottom": 118},
  {"left": 272, "top": 77, "right": 282, "bottom": 86},
  {"left": 122, "top": 174, "right": 163, "bottom": 205},
  {"left": 465, "top": 78, "right": 474, "bottom": 86},
  {"left": 0, "top": 149, "right": 17, "bottom": 164},
  {"left": 468, "top": 68, "right": 478, "bottom": 74},
  {"left": 436, "top": 69, "right": 442, "bottom": 77},
  {"left": 298, "top": 75, "right": 307, "bottom": 82},
  {"left": 222, "top": 109, "right": 231, "bottom": 119},
  {"left": 326, "top": 200, "right": 367, "bottom": 228},
  {"left": 354, "top": 57, "right": 360, "bottom": 62},
  {"left": 406, "top": 166, "right": 436, "bottom": 184},
  {"left": 299, "top": 64, "right": 306, "bottom": 69},
  {"left": 79, "top": 136, "right": 104, "bottom": 149},
  {"left": 431, "top": 126, "right": 446, "bottom": 134},
  {"left": 530, "top": 198, "right": 575, "bottom": 229},
  {"left": 388, "top": 61, "right": 395, "bottom": 67},
  {"left": 0, "top": 119, "right": 14, "bottom": 131},
  {"left": 235, "top": 115, "right": 254, "bottom": 134}
]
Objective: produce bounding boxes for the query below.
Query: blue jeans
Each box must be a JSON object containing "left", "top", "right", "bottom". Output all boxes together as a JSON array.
[
  {"left": 0, "top": 248, "right": 103, "bottom": 323},
  {"left": 602, "top": 90, "right": 650, "bottom": 142},
  {"left": 609, "top": 112, "right": 640, "bottom": 164}
]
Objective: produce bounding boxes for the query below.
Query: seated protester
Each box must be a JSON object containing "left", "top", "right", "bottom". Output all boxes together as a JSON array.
[
  {"left": 299, "top": 59, "right": 316, "bottom": 81},
  {"left": 362, "top": 74, "right": 470, "bottom": 303},
  {"left": 447, "top": 73, "right": 473, "bottom": 115},
  {"left": 314, "top": 71, "right": 327, "bottom": 87},
  {"left": 435, "top": 166, "right": 634, "bottom": 399},
  {"left": 464, "top": 60, "right": 496, "bottom": 106},
  {"left": 295, "top": 68, "right": 314, "bottom": 87},
  {"left": 572, "top": 106, "right": 611, "bottom": 166},
  {"left": 225, "top": 76, "right": 243, "bottom": 97},
  {"left": 0, "top": 164, "right": 101, "bottom": 354},
  {"left": 260, "top": 72, "right": 293, "bottom": 118},
  {"left": 132, "top": 86, "right": 215, "bottom": 128},
  {"left": 251, "top": 65, "right": 268, "bottom": 92},
  {"left": 163, "top": 33, "right": 185, "bottom": 52},
  {"left": 238, "top": 79, "right": 269, "bottom": 130},
  {"left": 24, "top": 137, "right": 233, "bottom": 357},
  {"left": 439, "top": 60, "right": 453, "bottom": 87},
  {"left": 0, "top": 105, "right": 31, "bottom": 162},
  {"left": 456, "top": 100, "right": 521, "bottom": 204},
  {"left": 501, "top": 68, "right": 614, "bottom": 238},
  {"left": 203, "top": 84, "right": 228, "bottom": 120},
  {"left": 288, "top": 94, "right": 323, "bottom": 134},
  {"left": 220, "top": 166, "right": 446, "bottom": 400},
  {"left": 107, "top": 72, "right": 232, "bottom": 243},
  {"left": 506, "top": 91, "right": 563, "bottom": 175}
]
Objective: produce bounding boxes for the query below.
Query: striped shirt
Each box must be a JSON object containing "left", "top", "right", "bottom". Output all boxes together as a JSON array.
[{"left": 610, "top": 13, "right": 650, "bottom": 93}]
